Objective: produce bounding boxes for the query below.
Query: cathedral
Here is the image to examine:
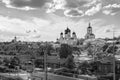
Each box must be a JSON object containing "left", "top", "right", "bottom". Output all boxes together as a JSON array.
[
  {"left": 57, "top": 27, "right": 78, "bottom": 45},
  {"left": 85, "top": 23, "right": 95, "bottom": 39},
  {"left": 57, "top": 23, "right": 95, "bottom": 45}
]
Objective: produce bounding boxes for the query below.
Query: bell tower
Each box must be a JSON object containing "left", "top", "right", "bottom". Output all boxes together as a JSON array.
[
  {"left": 85, "top": 22, "right": 95, "bottom": 39},
  {"left": 87, "top": 22, "right": 92, "bottom": 34}
]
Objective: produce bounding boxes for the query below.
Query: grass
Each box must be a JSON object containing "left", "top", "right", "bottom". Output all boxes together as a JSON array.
[{"left": 0, "top": 75, "right": 23, "bottom": 80}]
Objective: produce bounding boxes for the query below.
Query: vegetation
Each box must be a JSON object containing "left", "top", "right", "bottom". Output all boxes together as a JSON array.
[
  {"left": 64, "top": 55, "right": 75, "bottom": 69},
  {"left": 0, "top": 39, "right": 120, "bottom": 79},
  {"left": 0, "top": 76, "right": 23, "bottom": 80},
  {"left": 59, "top": 44, "right": 72, "bottom": 58}
]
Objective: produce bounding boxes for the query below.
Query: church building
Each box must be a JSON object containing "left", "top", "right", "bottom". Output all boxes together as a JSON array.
[
  {"left": 85, "top": 23, "right": 95, "bottom": 39},
  {"left": 57, "top": 23, "right": 95, "bottom": 45},
  {"left": 57, "top": 27, "right": 78, "bottom": 45}
]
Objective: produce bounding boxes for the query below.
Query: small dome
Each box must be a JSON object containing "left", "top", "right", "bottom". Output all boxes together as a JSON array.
[
  {"left": 88, "top": 22, "right": 92, "bottom": 28},
  {"left": 66, "top": 27, "right": 71, "bottom": 32},
  {"left": 65, "top": 27, "right": 71, "bottom": 34},
  {"left": 60, "top": 32, "right": 63, "bottom": 35},
  {"left": 72, "top": 32, "right": 76, "bottom": 34}
]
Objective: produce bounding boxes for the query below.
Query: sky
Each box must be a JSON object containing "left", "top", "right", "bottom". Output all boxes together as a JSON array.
[{"left": 0, "top": 0, "right": 120, "bottom": 42}]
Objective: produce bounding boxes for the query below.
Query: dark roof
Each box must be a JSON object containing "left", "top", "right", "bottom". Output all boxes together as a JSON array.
[
  {"left": 88, "top": 22, "right": 92, "bottom": 28},
  {"left": 90, "top": 33, "right": 95, "bottom": 36},
  {"left": 88, "top": 26, "right": 92, "bottom": 28},
  {"left": 72, "top": 32, "right": 76, "bottom": 34},
  {"left": 60, "top": 32, "right": 63, "bottom": 35},
  {"left": 65, "top": 27, "right": 71, "bottom": 34}
]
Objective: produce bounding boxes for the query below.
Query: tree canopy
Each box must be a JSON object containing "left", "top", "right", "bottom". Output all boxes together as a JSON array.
[{"left": 59, "top": 44, "right": 73, "bottom": 58}]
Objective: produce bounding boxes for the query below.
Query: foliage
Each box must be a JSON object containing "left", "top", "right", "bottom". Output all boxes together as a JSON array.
[
  {"left": 59, "top": 44, "right": 73, "bottom": 58},
  {"left": 77, "top": 39, "right": 84, "bottom": 45},
  {"left": 10, "top": 57, "right": 20, "bottom": 68},
  {"left": 0, "top": 76, "right": 23, "bottom": 80},
  {"left": 3, "top": 57, "right": 20, "bottom": 69},
  {"left": 102, "top": 43, "right": 109, "bottom": 52},
  {"left": 3, "top": 58, "right": 11, "bottom": 67},
  {"left": 64, "top": 55, "right": 75, "bottom": 69},
  {"left": 83, "top": 41, "right": 119, "bottom": 62},
  {"left": 107, "top": 46, "right": 118, "bottom": 54},
  {"left": 34, "top": 59, "right": 43, "bottom": 68},
  {"left": 72, "top": 47, "right": 81, "bottom": 55},
  {"left": 38, "top": 44, "right": 54, "bottom": 56}
]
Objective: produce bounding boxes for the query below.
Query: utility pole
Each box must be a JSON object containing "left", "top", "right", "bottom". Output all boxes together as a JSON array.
[
  {"left": 113, "top": 30, "right": 116, "bottom": 80},
  {"left": 44, "top": 48, "right": 48, "bottom": 80},
  {"left": 106, "top": 28, "right": 116, "bottom": 80}
]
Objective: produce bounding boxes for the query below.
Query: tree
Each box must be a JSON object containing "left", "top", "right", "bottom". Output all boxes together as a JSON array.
[
  {"left": 107, "top": 45, "right": 118, "bottom": 54},
  {"left": 38, "top": 44, "right": 54, "bottom": 56},
  {"left": 59, "top": 44, "right": 72, "bottom": 58},
  {"left": 64, "top": 55, "right": 75, "bottom": 69},
  {"left": 10, "top": 57, "right": 20, "bottom": 69},
  {"left": 79, "top": 61, "right": 91, "bottom": 74},
  {"left": 3, "top": 58, "right": 11, "bottom": 67},
  {"left": 45, "top": 44, "right": 54, "bottom": 56},
  {"left": 34, "top": 59, "right": 43, "bottom": 68},
  {"left": 84, "top": 40, "right": 105, "bottom": 61},
  {"left": 72, "top": 47, "right": 81, "bottom": 56},
  {"left": 102, "top": 43, "right": 109, "bottom": 52},
  {"left": 102, "top": 43, "right": 118, "bottom": 56},
  {"left": 77, "top": 39, "right": 84, "bottom": 45}
]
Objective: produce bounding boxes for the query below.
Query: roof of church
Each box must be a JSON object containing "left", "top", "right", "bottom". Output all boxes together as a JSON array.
[
  {"left": 90, "top": 33, "right": 95, "bottom": 36},
  {"left": 72, "top": 32, "right": 76, "bottom": 34},
  {"left": 61, "top": 32, "right": 63, "bottom": 35},
  {"left": 65, "top": 27, "right": 71, "bottom": 34},
  {"left": 88, "top": 22, "right": 92, "bottom": 28}
]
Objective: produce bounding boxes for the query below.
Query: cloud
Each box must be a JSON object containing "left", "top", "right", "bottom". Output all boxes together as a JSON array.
[
  {"left": 102, "top": 3, "right": 120, "bottom": 15},
  {"left": 95, "top": 24, "right": 119, "bottom": 38},
  {"left": 65, "top": 0, "right": 89, "bottom": 9},
  {"left": 83, "top": 0, "right": 101, "bottom": 7},
  {"left": 0, "top": 13, "right": 119, "bottom": 41},
  {"left": 101, "top": 0, "right": 120, "bottom": 7},
  {"left": 2, "top": 0, "right": 50, "bottom": 10},
  {"left": 102, "top": 10, "right": 116, "bottom": 15},
  {"left": 46, "top": 0, "right": 66, "bottom": 13},
  {"left": 85, "top": 3, "right": 102, "bottom": 16},
  {"left": 47, "top": 0, "right": 102, "bottom": 17},
  {"left": 46, "top": 0, "right": 91, "bottom": 13},
  {"left": 0, "top": 29, "right": 28, "bottom": 42},
  {"left": 103, "top": 4, "right": 120, "bottom": 9},
  {"left": 0, "top": 15, "right": 52, "bottom": 41},
  {"left": 64, "top": 8, "right": 84, "bottom": 17},
  {"left": 47, "top": 0, "right": 120, "bottom": 17}
]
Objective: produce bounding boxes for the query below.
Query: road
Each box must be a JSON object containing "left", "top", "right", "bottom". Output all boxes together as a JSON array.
[
  {"left": 0, "top": 71, "right": 97, "bottom": 80},
  {"left": 31, "top": 72, "right": 97, "bottom": 80},
  {"left": 0, "top": 72, "right": 30, "bottom": 80}
]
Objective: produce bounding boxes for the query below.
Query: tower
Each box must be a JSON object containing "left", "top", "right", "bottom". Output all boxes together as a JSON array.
[
  {"left": 85, "top": 23, "right": 95, "bottom": 39},
  {"left": 60, "top": 32, "right": 63, "bottom": 39},
  {"left": 72, "top": 32, "right": 77, "bottom": 39},
  {"left": 65, "top": 27, "right": 71, "bottom": 39},
  {"left": 87, "top": 22, "right": 92, "bottom": 34},
  {"left": 12, "top": 36, "right": 17, "bottom": 42}
]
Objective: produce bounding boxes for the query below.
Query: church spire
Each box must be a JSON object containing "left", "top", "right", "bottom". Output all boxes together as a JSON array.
[
  {"left": 88, "top": 22, "right": 91, "bottom": 28},
  {"left": 89, "top": 22, "right": 90, "bottom": 26}
]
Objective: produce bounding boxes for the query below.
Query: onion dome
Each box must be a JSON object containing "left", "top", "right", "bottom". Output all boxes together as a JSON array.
[
  {"left": 72, "top": 32, "right": 76, "bottom": 34},
  {"left": 60, "top": 32, "right": 63, "bottom": 35},
  {"left": 65, "top": 27, "right": 71, "bottom": 34}
]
